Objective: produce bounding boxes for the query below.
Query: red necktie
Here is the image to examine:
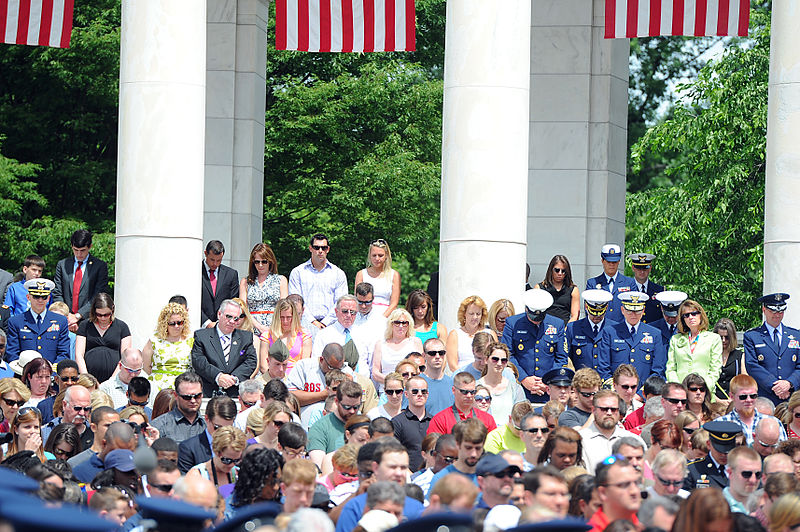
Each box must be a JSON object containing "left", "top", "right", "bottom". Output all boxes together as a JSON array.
[
  {"left": 72, "top": 261, "right": 83, "bottom": 313},
  {"left": 210, "top": 269, "right": 217, "bottom": 297}
]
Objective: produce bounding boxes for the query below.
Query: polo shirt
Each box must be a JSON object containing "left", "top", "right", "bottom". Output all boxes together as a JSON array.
[
  {"left": 392, "top": 408, "right": 432, "bottom": 472},
  {"left": 484, "top": 424, "right": 524, "bottom": 454},
  {"left": 427, "top": 404, "right": 497, "bottom": 435},
  {"left": 558, "top": 407, "right": 591, "bottom": 428},
  {"left": 308, "top": 412, "right": 346, "bottom": 453}
]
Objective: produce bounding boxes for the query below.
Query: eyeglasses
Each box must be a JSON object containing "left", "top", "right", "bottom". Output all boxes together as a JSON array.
[
  {"left": 357, "top": 299, "right": 373, "bottom": 306},
  {"left": 284, "top": 447, "right": 307, "bottom": 459},
  {"left": 71, "top": 405, "right": 92, "bottom": 413},
  {"left": 757, "top": 439, "right": 779, "bottom": 449},
  {"left": 738, "top": 393, "right": 758, "bottom": 400},
  {"left": 682, "top": 311, "right": 701, "bottom": 318},
  {"left": 149, "top": 482, "right": 174, "bottom": 492},
  {"left": 655, "top": 475, "right": 683, "bottom": 487},
  {"left": 456, "top": 388, "right": 477, "bottom": 396},
  {"left": 553, "top": 268, "right": 566, "bottom": 274},
  {"left": 523, "top": 427, "right": 550, "bottom": 434},
  {"left": 60, "top": 375, "right": 79, "bottom": 383},
  {"left": 311, "top": 245, "right": 329, "bottom": 251},
  {"left": 339, "top": 309, "right": 357, "bottom": 316},
  {"left": 579, "top": 391, "right": 597, "bottom": 398},
  {"left": 241, "top": 399, "right": 257, "bottom": 408},
  {"left": 168, "top": 320, "right": 184, "bottom": 327},
  {"left": 273, "top": 420, "right": 286, "bottom": 428},
  {"left": 385, "top": 389, "right": 403, "bottom": 396},
  {"left": 219, "top": 456, "right": 242, "bottom": 465},
  {"left": 596, "top": 406, "right": 619, "bottom": 413},
  {"left": 2, "top": 397, "right": 25, "bottom": 408},
  {"left": 253, "top": 260, "right": 270, "bottom": 265},
  {"left": 739, "top": 470, "right": 763, "bottom": 480},
  {"left": 688, "top": 386, "right": 704, "bottom": 393},
  {"left": 95, "top": 312, "right": 112, "bottom": 318},
  {"left": 121, "top": 363, "right": 143, "bottom": 373},
  {"left": 490, "top": 356, "right": 508, "bottom": 364},
  {"left": 410, "top": 388, "right": 428, "bottom": 395},
  {"left": 223, "top": 313, "right": 245, "bottom": 321},
  {"left": 426, "top": 350, "right": 446, "bottom": 358},
  {"left": 178, "top": 392, "right": 203, "bottom": 401},
  {"left": 663, "top": 397, "right": 688, "bottom": 405},
  {"left": 436, "top": 453, "right": 456, "bottom": 464},
  {"left": 475, "top": 395, "right": 492, "bottom": 403},
  {"left": 340, "top": 403, "right": 362, "bottom": 412},
  {"left": 392, "top": 321, "right": 409, "bottom": 326}
]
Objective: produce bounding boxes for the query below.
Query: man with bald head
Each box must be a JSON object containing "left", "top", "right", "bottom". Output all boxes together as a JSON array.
[
  {"left": 764, "top": 452, "right": 795, "bottom": 477},
  {"left": 72, "top": 421, "right": 137, "bottom": 483},
  {"left": 42, "top": 384, "right": 94, "bottom": 449},
  {"left": 174, "top": 475, "right": 219, "bottom": 512},
  {"left": 753, "top": 417, "right": 783, "bottom": 458},
  {"left": 99, "top": 348, "right": 149, "bottom": 409}
]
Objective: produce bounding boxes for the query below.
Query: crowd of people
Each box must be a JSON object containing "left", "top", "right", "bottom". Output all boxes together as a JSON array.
[{"left": 0, "top": 233, "right": 799, "bottom": 532}]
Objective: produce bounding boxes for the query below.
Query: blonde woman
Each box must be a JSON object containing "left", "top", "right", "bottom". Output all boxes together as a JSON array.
[
  {"left": 0, "top": 378, "right": 31, "bottom": 434},
  {"left": 354, "top": 239, "right": 400, "bottom": 317},
  {"left": 231, "top": 297, "right": 262, "bottom": 375},
  {"left": 254, "top": 401, "right": 293, "bottom": 448},
  {"left": 487, "top": 299, "right": 515, "bottom": 337},
  {"left": 372, "top": 309, "right": 423, "bottom": 388},
  {"left": 367, "top": 372, "right": 404, "bottom": 421},
  {"left": 769, "top": 493, "right": 800, "bottom": 532},
  {"left": 142, "top": 302, "right": 193, "bottom": 392},
  {"left": 187, "top": 426, "right": 247, "bottom": 493},
  {"left": 6, "top": 406, "right": 47, "bottom": 462},
  {"left": 446, "top": 295, "right": 496, "bottom": 371},
  {"left": 260, "top": 298, "right": 311, "bottom": 376}
]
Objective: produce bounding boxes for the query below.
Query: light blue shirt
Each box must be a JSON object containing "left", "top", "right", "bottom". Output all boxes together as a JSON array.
[
  {"left": 288, "top": 259, "right": 347, "bottom": 326},
  {"left": 718, "top": 409, "right": 787, "bottom": 446}
]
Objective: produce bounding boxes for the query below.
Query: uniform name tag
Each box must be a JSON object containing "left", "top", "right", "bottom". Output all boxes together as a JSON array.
[
  {"left": 21, "top": 327, "right": 32, "bottom": 333},
  {"left": 545, "top": 325, "right": 557, "bottom": 336},
  {"left": 755, "top": 344, "right": 766, "bottom": 348},
  {"left": 575, "top": 336, "right": 586, "bottom": 340},
  {"left": 614, "top": 339, "right": 626, "bottom": 343}
]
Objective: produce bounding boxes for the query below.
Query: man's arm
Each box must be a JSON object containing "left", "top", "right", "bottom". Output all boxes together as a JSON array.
[
  {"left": 52, "top": 260, "right": 66, "bottom": 304},
  {"left": 190, "top": 333, "right": 221, "bottom": 390},
  {"left": 6, "top": 318, "right": 21, "bottom": 361}
]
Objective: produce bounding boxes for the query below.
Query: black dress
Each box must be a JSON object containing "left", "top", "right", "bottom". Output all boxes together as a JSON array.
[
  {"left": 715, "top": 348, "right": 743, "bottom": 399},
  {"left": 78, "top": 319, "right": 132, "bottom": 383},
  {"left": 543, "top": 283, "right": 573, "bottom": 325}
]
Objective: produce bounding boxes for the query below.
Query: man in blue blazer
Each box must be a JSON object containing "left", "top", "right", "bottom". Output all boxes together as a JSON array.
[
  {"left": 627, "top": 253, "right": 664, "bottom": 324},
  {"left": 502, "top": 289, "right": 567, "bottom": 403},
  {"left": 6, "top": 279, "right": 70, "bottom": 364},
  {"left": 598, "top": 291, "right": 666, "bottom": 387},
  {"left": 585, "top": 244, "right": 636, "bottom": 323},
  {"left": 649, "top": 291, "right": 688, "bottom": 351},
  {"left": 744, "top": 293, "right": 800, "bottom": 404},
  {"left": 566, "top": 289, "right": 613, "bottom": 374}
]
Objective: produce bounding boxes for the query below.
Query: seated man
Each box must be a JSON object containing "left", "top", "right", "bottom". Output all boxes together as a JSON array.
[
  {"left": 427, "top": 418, "right": 488, "bottom": 497},
  {"left": 484, "top": 401, "right": 533, "bottom": 454},
  {"left": 191, "top": 299, "right": 257, "bottom": 397},
  {"left": 281, "top": 459, "right": 318, "bottom": 514},
  {"left": 308, "top": 380, "right": 364, "bottom": 466},
  {"left": 427, "top": 372, "right": 497, "bottom": 435},
  {"left": 519, "top": 465, "right": 570, "bottom": 517},
  {"left": 38, "top": 359, "right": 80, "bottom": 423},
  {"left": 149, "top": 372, "right": 206, "bottom": 444},
  {"left": 558, "top": 368, "right": 602, "bottom": 428},
  {"left": 99, "top": 348, "right": 149, "bottom": 409},
  {"left": 116, "top": 376, "right": 152, "bottom": 418}
]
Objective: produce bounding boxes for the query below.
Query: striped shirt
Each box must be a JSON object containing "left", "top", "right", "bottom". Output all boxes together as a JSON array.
[{"left": 288, "top": 259, "right": 347, "bottom": 326}]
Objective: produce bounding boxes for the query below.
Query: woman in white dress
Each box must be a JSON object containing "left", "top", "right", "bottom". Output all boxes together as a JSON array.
[
  {"left": 446, "top": 295, "right": 496, "bottom": 372},
  {"left": 372, "top": 309, "right": 423, "bottom": 389},
  {"left": 354, "top": 239, "right": 400, "bottom": 317},
  {"left": 239, "top": 243, "right": 287, "bottom": 334}
]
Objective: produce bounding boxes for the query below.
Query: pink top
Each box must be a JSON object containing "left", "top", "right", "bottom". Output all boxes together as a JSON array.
[{"left": 266, "top": 329, "right": 309, "bottom": 374}]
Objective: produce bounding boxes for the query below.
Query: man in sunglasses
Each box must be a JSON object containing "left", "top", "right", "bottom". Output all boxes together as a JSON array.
[
  {"left": 288, "top": 233, "right": 348, "bottom": 329},
  {"left": 639, "top": 382, "right": 688, "bottom": 445},
  {"left": 392, "top": 375, "right": 432, "bottom": 472},
  {"left": 150, "top": 371, "right": 206, "bottom": 444},
  {"left": 566, "top": 290, "right": 612, "bottom": 374},
  {"left": 485, "top": 401, "right": 532, "bottom": 455},
  {"left": 753, "top": 417, "right": 783, "bottom": 458},
  {"left": 684, "top": 420, "right": 742, "bottom": 490},
  {"left": 421, "top": 338, "right": 453, "bottom": 416},
  {"left": 66, "top": 405, "right": 120, "bottom": 469},
  {"left": 517, "top": 413, "right": 550, "bottom": 470},
  {"left": 99, "top": 348, "right": 149, "bottom": 409},
  {"left": 744, "top": 292, "right": 800, "bottom": 404},
  {"left": 648, "top": 448, "right": 689, "bottom": 499},
  {"left": 308, "top": 380, "right": 364, "bottom": 466},
  {"left": 200, "top": 240, "right": 239, "bottom": 329},
  {"left": 651, "top": 291, "right": 688, "bottom": 350},
  {"left": 42, "top": 383, "right": 95, "bottom": 449},
  {"left": 352, "top": 282, "right": 387, "bottom": 364},
  {"left": 36, "top": 359, "right": 79, "bottom": 424},
  {"left": 723, "top": 446, "right": 763, "bottom": 513},
  {"left": 6, "top": 278, "right": 70, "bottom": 365},
  {"left": 410, "top": 434, "right": 457, "bottom": 495},
  {"left": 312, "top": 295, "right": 369, "bottom": 376},
  {"left": 426, "top": 372, "right": 496, "bottom": 435},
  {"left": 72, "top": 421, "right": 137, "bottom": 484},
  {"left": 191, "top": 299, "right": 257, "bottom": 398},
  {"left": 579, "top": 390, "right": 645, "bottom": 473},
  {"left": 475, "top": 453, "right": 522, "bottom": 509},
  {"left": 718, "top": 374, "right": 787, "bottom": 446}
]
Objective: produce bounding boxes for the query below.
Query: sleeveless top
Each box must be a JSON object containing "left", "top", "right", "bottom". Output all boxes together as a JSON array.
[
  {"left": 543, "top": 283, "right": 573, "bottom": 325},
  {"left": 149, "top": 336, "right": 194, "bottom": 392},
  {"left": 380, "top": 339, "right": 417, "bottom": 376},
  {"left": 360, "top": 268, "right": 393, "bottom": 308},
  {"left": 415, "top": 322, "right": 439, "bottom": 344},
  {"left": 246, "top": 274, "right": 281, "bottom": 327},
  {"left": 455, "top": 328, "right": 476, "bottom": 367},
  {"left": 266, "top": 329, "right": 309, "bottom": 375}
]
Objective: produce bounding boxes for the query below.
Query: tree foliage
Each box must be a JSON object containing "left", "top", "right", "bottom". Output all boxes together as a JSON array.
[{"left": 626, "top": 9, "right": 770, "bottom": 329}]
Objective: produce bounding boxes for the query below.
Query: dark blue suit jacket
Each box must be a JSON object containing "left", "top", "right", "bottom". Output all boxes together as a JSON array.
[
  {"left": 598, "top": 320, "right": 666, "bottom": 385},
  {"left": 502, "top": 313, "right": 567, "bottom": 402},
  {"left": 638, "top": 281, "right": 664, "bottom": 324},
  {"left": 743, "top": 323, "right": 800, "bottom": 404},
  {"left": 565, "top": 318, "right": 605, "bottom": 373},
  {"left": 585, "top": 273, "right": 637, "bottom": 323},
  {"left": 178, "top": 430, "right": 212, "bottom": 474},
  {"left": 6, "top": 310, "right": 70, "bottom": 363},
  {"left": 649, "top": 318, "right": 679, "bottom": 351}
]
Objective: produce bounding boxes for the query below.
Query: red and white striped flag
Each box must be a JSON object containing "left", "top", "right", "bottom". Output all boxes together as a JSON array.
[
  {"left": 1, "top": 0, "right": 74, "bottom": 48},
  {"left": 275, "top": 0, "right": 415, "bottom": 53},
  {"left": 605, "top": 0, "right": 750, "bottom": 39}
]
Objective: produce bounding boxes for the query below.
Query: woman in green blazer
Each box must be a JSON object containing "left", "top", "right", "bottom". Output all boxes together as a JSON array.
[{"left": 665, "top": 300, "right": 723, "bottom": 391}]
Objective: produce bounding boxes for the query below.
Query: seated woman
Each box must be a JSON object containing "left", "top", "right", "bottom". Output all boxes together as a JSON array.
[
  {"left": 260, "top": 298, "right": 311, "bottom": 377},
  {"left": 445, "top": 295, "right": 495, "bottom": 372},
  {"left": 239, "top": 243, "right": 287, "bottom": 335},
  {"left": 252, "top": 401, "right": 293, "bottom": 449},
  {"left": 187, "top": 426, "right": 247, "bottom": 494},
  {"left": 407, "top": 289, "right": 448, "bottom": 346},
  {"left": 5, "top": 406, "right": 48, "bottom": 462},
  {"left": 75, "top": 293, "right": 132, "bottom": 383},
  {"left": 0, "top": 377, "right": 31, "bottom": 434},
  {"left": 477, "top": 342, "right": 526, "bottom": 426},
  {"left": 367, "top": 372, "right": 404, "bottom": 421},
  {"left": 666, "top": 300, "right": 722, "bottom": 391},
  {"left": 354, "top": 239, "right": 401, "bottom": 317},
  {"left": 142, "top": 302, "right": 193, "bottom": 393},
  {"left": 534, "top": 255, "right": 580, "bottom": 325},
  {"left": 119, "top": 405, "right": 159, "bottom": 447},
  {"left": 682, "top": 373, "right": 719, "bottom": 424},
  {"left": 231, "top": 297, "right": 263, "bottom": 376},
  {"left": 317, "top": 443, "right": 359, "bottom": 494},
  {"left": 372, "top": 309, "right": 423, "bottom": 390},
  {"left": 43, "top": 422, "right": 82, "bottom": 461},
  {"left": 21, "top": 357, "right": 54, "bottom": 408}
]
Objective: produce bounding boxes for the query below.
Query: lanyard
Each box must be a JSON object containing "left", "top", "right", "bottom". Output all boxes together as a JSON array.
[{"left": 451, "top": 404, "right": 475, "bottom": 425}]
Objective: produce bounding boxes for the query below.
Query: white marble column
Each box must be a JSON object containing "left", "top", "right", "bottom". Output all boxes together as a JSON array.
[
  {"left": 527, "top": 0, "right": 629, "bottom": 287},
  {"left": 438, "top": 1, "right": 531, "bottom": 331},
  {"left": 764, "top": 3, "right": 800, "bottom": 327},
  {"left": 115, "top": 1, "right": 207, "bottom": 349},
  {"left": 204, "top": 0, "right": 268, "bottom": 275}
]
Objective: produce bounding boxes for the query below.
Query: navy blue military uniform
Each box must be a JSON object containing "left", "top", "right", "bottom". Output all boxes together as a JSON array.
[
  {"left": 744, "top": 323, "right": 800, "bottom": 404},
  {"left": 502, "top": 312, "right": 567, "bottom": 402},
  {"left": 598, "top": 320, "right": 666, "bottom": 386},
  {"left": 566, "top": 317, "right": 605, "bottom": 373},
  {"left": 6, "top": 309, "right": 70, "bottom": 364},
  {"left": 683, "top": 455, "right": 728, "bottom": 491},
  {"left": 649, "top": 318, "right": 678, "bottom": 351},
  {"left": 585, "top": 273, "right": 636, "bottom": 323},
  {"left": 638, "top": 280, "right": 664, "bottom": 324}
]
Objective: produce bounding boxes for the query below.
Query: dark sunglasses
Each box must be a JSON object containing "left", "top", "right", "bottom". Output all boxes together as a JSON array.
[
  {"left": 579, "top": 391, "right": 597, "bottom": 398},
  {"left": 311, "top": 245, "right": 329, "bottom": 251},
  {"left": 168, "top": 320, "right": 185, "bottom": 327},
  {"left": 241, "top": 399, "right": 257, "bottom": 408},
  {"left": 491, "top": 469, "right": 517, "bottom": 479},
  {"left": 127, "top": 421, "right": 147, "bottom": 433},
  {"left": 553, "top": 267, "right": 567, "bottom": 274},
  {"left": 392, "top": 321, "right": 409, "bottom": 326},
  {"left": 128, "top": 397, "right": 150, "bottom": 407},
  {"left": 618, "top": 384, "right": 637, "bottom": 391},
  {"left": 178, "top": 392, "right": 203, "bottom": 401},
  {"left": 401, "top": 371, "right": 419, "bottom": 378},
  {"left": 253, "top": 260, "right": 270, "bottom": 265},
  {"left": 31, "top": 294, "right": 48, "bottom": 300},
  {"left": 663, "top": 397, "right": 688, "bottom": 405},
  {"left": 426, "top": 350, "right": 446, "bottom": 358},
  {"left": 223, "top": 313, "right": 245, "bottom": 321},
  {"left": 385, "top": 389, "right": 403, "bottom": 396},
  {"left": 340, "top": 403, "right": 362, "bottom": 412},
  {"left": 436, "top": 453, "right": 456, "bottom": 463},
  {"left": 418, "top": 365, "right": 426, "bottom": 373},
  {"left": 71, "top": 405, "right": 92, "bottom": 413},
  {"left": 410, "top": 389, "right": 428, "bottom": 395},
  {"left": 2, "top": 397, "right": 26, "bottom": 408},
  {"left": 740, "top": 470, "right": 762, "bottom": 480},
  {"left": 219, "top": 456, "right": 242, "bottom": 465},
  {"left": 475, "top": 395, "right": 492, "bottom": 403},
  {"left": 682, "top": 310, "right": 701, "bottom": 318},
  {"left": 523, "top": 427, "right": 550, "bottom": 434},
  {"left": 656, "top": 475, "right": 683, "bottom": 487},
  {"left": 273, "top": 420, "right": 286, "bottom": 428},
  {"left": 357, "top": 299, "right": 374, "bottom": 306},
  {"left": 596, "top": 406, "right": 619, "bottom": 413},
  {"left": 456, "top": 388, "right": 477, "bottom": 396},
  {"left": 490, "top": 356, "right": 508, "bottom": 364},
  {"left": 683, "top": 427, "right": 697, "bottom": 435},
  {"left": 149, "top": 483, "right": 173, "bottom": 492},
  {"left": 95, "top": 312, "right": 112, "bottom": 318},
  {"left": 738, "top": 393, "right": 758, "bottom": 400},
  {"left": 688, "top": 386, "right": 705, "bottom": 393},
  {"left": 60, "top": 375, "right": 80, "bottom": 383}
]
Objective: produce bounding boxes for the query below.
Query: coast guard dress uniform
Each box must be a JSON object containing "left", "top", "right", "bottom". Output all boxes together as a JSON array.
[
  {"left": 744, "top": 293, "right": 800, "bottom": 404},
  {"left": 566, "top": 289, "right": 613, "bottom": 373},
  {"left": 585, "top": 244, "right": 636, "bottom": 323},
  {"left": 649, "top": 291, "right": 688, "bottom": 351},
  {"left": 598, "top": 292, "right": 666, "bottom": 387},
  {"left": 5, "top": 279, "right": 69, "bottom": 365},
  {"left": 502, "top": 289, "right": 568, "bottom": 403},
  {"left": 628, "top": 253, "right": 664, "bottom": 324}
]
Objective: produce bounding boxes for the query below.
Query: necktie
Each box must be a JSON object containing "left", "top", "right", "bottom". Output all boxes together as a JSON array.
[
  {"left": 210, "top": 269, "right": 217, "bottom": 297},
  {"left": 344, "top": 328, "right": 352, "bottom": 344},
  {"left": 774, "top": 329, "right": 781, "bottom": 351},
  {"left": 630, "top": 326, "right": 636, "bottom": 336},
  {"left": 639, "top": 284, "right": 645, "bottom": 292},
  {"left": 670, "top": 325, "right": 675, "bottom": 336},
  {"left": 36, "top": 315, "right": 42, "bottom": 328},
  {"left": 608, "top": 277, "right": 614, "bottom": 293},
  {"left": 72, "top": 260, "right": 83, "bottom": 313},
  {"left": 593, "top": 325, "right": 599, "bottom": 336},
  {"left": 221, "top": 335, "right": 231, "bottom": 362}
]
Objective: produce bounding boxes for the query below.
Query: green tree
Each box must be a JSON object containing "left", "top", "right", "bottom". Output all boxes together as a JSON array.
[{"left": 626, "top": 9, "right": 770, "bottom": 328}]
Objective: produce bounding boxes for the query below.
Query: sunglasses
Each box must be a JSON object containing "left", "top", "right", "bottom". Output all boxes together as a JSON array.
[
  {"left": 738, "top": 393, "right": 758, "bottom": 400},
  {"left": 371, "top": 239, "right": 388, "bottom": 247},
  {"left": 401, "top": 372, "right": 419, "bottom": 378},
  {"left": 579, "top": 391, "right": 597, "bottom": 398},
  {"left": 456, "top": 388, "right": 477, "bottom": 396},
  {"left": 273, "top": 420, "right": 286, "bottom": 428},
  {"left": 688, "top": 386, "right": 705, "bottom": 393},
  {"left": 425, "top": 350, "right": 446, "bottom": 358},
  {"left": 663, "top": 397, "right": 688, "bottom": 405},
  {"left": 95, "top": 312, "right": 112, "bottom": 318},
  {"left": 121, "top": 363, "right": 143, "bottom": 373},
  {"left": 127, "top": 421, "right": 147, "bottom": 433},
  {"left": 31, "top": 294, "right": 48, "bottom": 300},
  {"left": 683, "top": 427, "right": 697, "bottom": 435},
  {"left": 553, "top": 268, "right": 567, "bottom": 274},
  {"left": 16, "top": 406, "right": 40, "bottom": 418},
  {"left": 219, "top": 456, "right": 242, "bottom": 465},
  {"left": 340, "top": 403, "right": 362, "bottom": 412},
  {"left": 740, "top": 470, "right": 762, "bottom": 480},
  {"left": 253, "top": 260, "right": 270, "bottom": 265},
  {"left": 475, "top": 395, "right": 492, "bottom": 403},
  {"left": 2, "top": 398, "right": 26, "bottom": 408},
  {"left": 491, "top": 470, "right": 517, "bottom": 479},
  {"left": 223, "top": 313, "right": 245, "bottom": 322},
  {"left": 178, "top": 392, "right": 203, "bottom": 401},
  {"left": 60, "top": 375, "right": 80, "bottom": 383},
  {"left": 128, "top": 398, "right": 149, "bottom": 407},
  {"left": 357, "top": 299, "right": 373, "bottom": 306},
  {"left": 168, "top": 320, "right": 184, "bottom": 327},
  {"left": 682, "top": 311, "right": 701, "bottom": 318},
  {"left": 241, "top": 399, "right": 257, "bottom": 408},
  {"left": 339, "top": 309, "right": 357, "bottom": 316},
  {"left": 490, "top": 356, "right": 509, "bottom": 364},
  {"left": 385, "top": 389, "right": 403, "bottom": 396},
  {"left": 596, "top": 406, "right": 619, "bottom": 413},
  {"left": 656, "top": 475, "right": 683, "bottom": 487},
  {"left": 311, "top": 245, "right": 329, "bottom": 251},
  {"left": 523, "top": 427, "right": 550, "bottom": 434},
  {"left": 437, "top": 453, "right": 456, "bottom": 464},
  {"left": 418, "top": 365, "right": 426, "bottom": 373},
  {"left": 71, "top": 405, "right": 92, "bottom": 413},
  {"left": 618, "top": 384, "right": 637, "bottom": 391},
  {"left": 149, "top": 482, "right": 174, "bottom": 492},
  {"left": 53, "top": 447, "right": 71, "bottom": 458},
  {"left": 410, "top": 388, "right": 428, "bottom": 395},
  {"left": 392, "top": 321, "right": 409, "bottom": 327}
]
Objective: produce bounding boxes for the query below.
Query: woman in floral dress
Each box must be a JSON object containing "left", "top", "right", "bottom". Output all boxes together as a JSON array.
[{"left": 142, "top": 302, "right": 194, "bottom": 392}]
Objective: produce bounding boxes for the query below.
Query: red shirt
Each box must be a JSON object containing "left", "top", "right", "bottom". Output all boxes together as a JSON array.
[
  {"left": 587, "top": 508, "right": 640, "bottom": 532},
  {"left": 623, "top": 405, "right": 645, "bottom": 430},
  {"left": 427, "top": 404, "right": 497, "bottom": 435}
]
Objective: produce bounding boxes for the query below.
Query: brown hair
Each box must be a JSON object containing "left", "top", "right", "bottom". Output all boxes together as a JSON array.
[
  {"left": 677, "top": 299, "right": 710, "bottom": 334},
  {"left": 538, "top": 426, "right": 583, "bottom": 466},
  {"left": 282, "top": 457, "right": 317, "bottom": 485},
  {"left": 452, "top": 418, "right": 488, "bottom": 445},
  {"left": 405, "top": 290, "right": 435, "bottom": 328},
  {"left": 671, "top": 487, "right": 731, "bottom": 532},
  {"left": 540, "top": 255, "right": 576, "bottom": 290},
  {"left": 247, "top": 243, "right": 279, "bottom": 281},
  {"left": 651, "top": 420, "right": 683, "bottom": 450},
  {"left": 572, "top": 368, "right": 602, "bottom": 390}
]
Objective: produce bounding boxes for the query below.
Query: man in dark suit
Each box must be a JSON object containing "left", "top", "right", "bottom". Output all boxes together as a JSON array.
[
  {"left": 6, "top": 279, "right": 70, "bottom": 364},
  {"left": 627, "top": 253, "right": 664, "bottom": 324},
  {"left": 191, "top": 299, "right": 257, "bottom": 397},
  {"left": 52, "top": 229, "right": 109, "bottom": 332},
  {"left": 177, "top": 395, "right": 237, "bottom": 473},
  {"left": 566, "top": 289, "right": 612, "bottom": 374},
  {"left": 200, "top": 240, "right": 239, "bottom": 328},
  {"left": 0, "top": 267, "right": 12, "bottom": 302}
]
